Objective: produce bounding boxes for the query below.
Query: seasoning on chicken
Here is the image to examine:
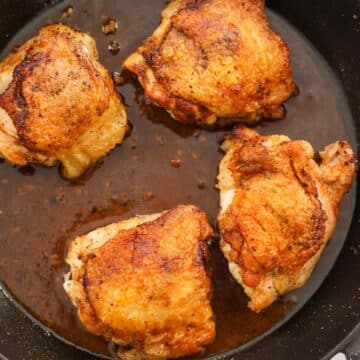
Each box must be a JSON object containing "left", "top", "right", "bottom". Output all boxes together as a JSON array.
[
  {"left": 0, "top": 24, "right": 128, "bottom": 178},
  {"left": 217, "top": 126, "right": 355, "bottom": 312},
  {"left": 64, "top": 204, "right": 215, "bottom": 359},
  {"left": 124, "top": 0, "right": 297, "bottom": 126}
]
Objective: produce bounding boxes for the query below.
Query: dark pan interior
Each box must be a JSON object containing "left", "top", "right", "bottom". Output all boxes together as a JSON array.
[{"left": 0, "top": 1, "right": 359, "bottom": 360}]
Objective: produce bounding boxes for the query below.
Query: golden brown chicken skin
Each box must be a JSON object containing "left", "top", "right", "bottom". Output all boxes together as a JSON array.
[
  {"left": 64, "top": 205, "right": 215, "bottom": 359},
  {"left": 123, "top": 0, "right": 297, "bottom": 126},
  {"left": 217, "top": 127, "right": 355, "bottom": 312},
  {"left": 0, "top": 24, "right": 128, "bottom": 178}
]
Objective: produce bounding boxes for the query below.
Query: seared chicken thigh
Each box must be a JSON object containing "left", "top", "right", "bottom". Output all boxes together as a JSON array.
[
  {"left": 0, "top": 24, "right": 128, "bottom": 178},
  {"left": 64, "top": 205, "right": 215, "bottom": 359},
  {"left": 217, "top": 127, "right": 355, "bottom": 312},
  {"left": 124, "top": 0, "right": 296, "bottom": 125}
]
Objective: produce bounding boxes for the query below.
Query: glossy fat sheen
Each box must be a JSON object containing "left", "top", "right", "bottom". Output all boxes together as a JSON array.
[
  {"left": 217, "top": 127, "right": 355, "bottom": 312},
  {"left": 64, "top": 205, "right": 215, "bottom": 359},
  {"left": 0, "top": 24, "right": 128, "bottom": 178},
  {"left": 123, "top": 0, "right": 297, "bottom": 125}
]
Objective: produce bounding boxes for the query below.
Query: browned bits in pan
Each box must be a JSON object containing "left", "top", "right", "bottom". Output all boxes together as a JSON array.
[
  {"left": 108, "top": 41, "right": 120, "bottom": 55},
  {"left": 130, "top": 138, "right": 137, "bottom": 149},
  {"left": 62, "top": 6, "right": 73, "bottom": 19},
  {"left": 144, "top": 191, "right": 155, "bottom": 201},
  {"left": 112, "top": 71, "right": 125, "bottom": 86},
  {"left": 55, "top": 187, "right": 65, "bottom": 203},
  {"left": 170, "top": 159, "right": 181, "bottom": 168},
  {"left": 197, "top": 178, "right": 205, "bottom": 190},
  {"left": 102, "top": 17, "right": 118, "bottom": 35}
]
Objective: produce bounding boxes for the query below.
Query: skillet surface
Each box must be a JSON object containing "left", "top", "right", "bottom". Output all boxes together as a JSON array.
[{"left": 0, "top": 0, "right": 357, "bottom": 358}]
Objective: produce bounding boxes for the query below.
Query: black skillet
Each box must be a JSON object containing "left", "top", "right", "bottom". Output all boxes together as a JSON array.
[{"left": 0, "top": 0, "right": 359, "bottom": 359}]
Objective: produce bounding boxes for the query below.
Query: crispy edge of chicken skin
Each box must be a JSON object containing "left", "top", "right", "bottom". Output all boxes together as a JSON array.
[
  {"left": 0, "top": 24, "right": 128, "bottom": 178},
  {"left": 217, "top": 126, "right": 355, "bottom": 312},
  {"left": 123, "top": 0, "right": 297, "bottom": 126},
  {"left": 64, "top": 205, "right": 215, "bottom": 359}
]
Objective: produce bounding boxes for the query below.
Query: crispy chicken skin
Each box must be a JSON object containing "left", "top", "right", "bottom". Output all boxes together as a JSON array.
[
  {"left": 123, "top": 0, "right": 297, "bottom": 126},
  {"left": 217, "top": 127, "right": 355, "bottom": 312},
  {"left": 64, "top": 205, "right": 215, "bottom": 359},
  {"left": 0, "top": 24, "right": 128, "bottom": 178}
]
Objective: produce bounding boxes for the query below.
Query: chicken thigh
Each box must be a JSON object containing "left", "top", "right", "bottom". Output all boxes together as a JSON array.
[
  {"left": 217, "top": 127, "right": 355, "bottom": 312},
  {"left": 0, "top": 24, "right": 128, "bottom": 178},
  {"left": 64, "top": 205, "right": 215, "bottom": 359},
  {"left": 124, "top": 0, "right": 296, "bottom": 126}
]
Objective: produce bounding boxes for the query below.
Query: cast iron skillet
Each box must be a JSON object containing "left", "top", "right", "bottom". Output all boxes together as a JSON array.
[{"left": 0, "top": 0, "right": 359, "bottom": 359}]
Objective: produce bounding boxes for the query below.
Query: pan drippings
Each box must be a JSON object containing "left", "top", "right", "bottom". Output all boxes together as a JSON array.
[{"left": 0, "top": 0, "right": 355, "bottom": 358}]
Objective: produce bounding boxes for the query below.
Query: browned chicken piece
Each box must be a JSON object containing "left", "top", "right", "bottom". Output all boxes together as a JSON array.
[
  {"left": 217, "top": 127, "right": 355, "bottom": 312},
  {"left": 0, "top": 24, "right": 128, "bottom": 178},
  {"left": 64, "top": 205, "right": 215, "bottom": 359},
  {"left": 123, "top": 0, "right": 297, "bottom": 126}
]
